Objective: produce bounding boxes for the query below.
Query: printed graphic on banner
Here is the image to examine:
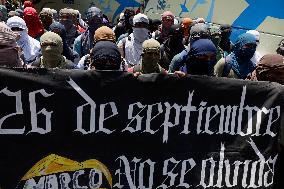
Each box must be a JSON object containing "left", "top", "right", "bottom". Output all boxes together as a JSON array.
[{"left": 16, "top": 154, "right": 112, "bottom": 188}]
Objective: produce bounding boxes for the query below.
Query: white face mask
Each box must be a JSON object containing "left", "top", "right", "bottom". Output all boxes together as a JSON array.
[{"left": 133, "top": 28, "right": 149, "bottom": 43}]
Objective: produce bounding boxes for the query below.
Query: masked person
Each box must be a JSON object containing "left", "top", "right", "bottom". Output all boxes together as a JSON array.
[
  {"left": 39, "top": 8, "right": 53, "bottom": 31},
  {"left": 153, "top": 11, "right": 174, "bottom": 44},
  {"left": 7, "top": 16, "right": 41, "bottom": 65},
  {"left": 247, "top": 54, "right": 284, "bottom": 84},
  {"left": 23, "top": 0, "right": 33, "bottom": 9},
  {"left": 89, "top": 40, "right": 121, "bottom": 71},
  {"left": 115, "top": 9, "right": 136, "bottom": 43},
  {"left": 59, "top": 8, "right": 80, "bottom": 48},
  {"left": 77, "top": 26, "right": 121, "bottom": 70},
  {"left": 51, "top": 9, "right": 58, "bottom": 22},
  {"left": 15, "top": 9, "right": 23, "bottom": 18},
  {"left": 49, "top": 22, "right": 80, "bottom": 64},
  {"left": 117, "top": 13, "right": 149, "bottom": 67},
  {"left": 214, "top": 33, "right": 257, "bottom": 79},
  {"left": 37, "top": 31, "right": 72, "bottom": 69},
  {"left": 0, "top": 22, "right": 22, "bottom": 67},
  {"left": 168, "top": 23, "right": 210, "bottom": 73},
  {"left": 23, "top": 7, "right": 44, "bottom": 40},
  {"left": 128, "top": 38, "right": 166, "bottom": 74},
  {"left": 0, "top": 5, "right": 7, "bottom": 22},
  {"left": 246, "top": 30, "right": 263, "bottom": 66},
  {"left": 209, "top": 25, "right": 225, "bottom": 61},
  {"left": 175, "top": 39, "right": 217, "bottom": 76},
  {"left": 160, "top": 24, "right": 185, "bottom": 70},
  {"left": 219, "top": 24, "right": 233, "bottom": 53},
  {"left": 73, "top": 6, "right": 103, "bottom": 57},
  {"left": 181, "top": 17, "right": 193, "bottom": 45}
]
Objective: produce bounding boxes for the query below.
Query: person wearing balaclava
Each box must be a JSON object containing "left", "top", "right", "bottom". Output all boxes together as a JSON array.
[
  {"left": 176, "top": 39, "right": 217, "bottom": 76},
  {"left": 73, "top": 9, "right": 87, "bottom": 32},
  {"left": 77, "top": 25, "right": 119, "bottom": 70},
  {"left": 247, "top": 54, "right": 284, "bottom": 84},
  {"left": 246, "top": 30, "right": 262, "bottom": 66},
  {"left": 128, "top": 38, "right": 166, "bottom": 74},
  {"left": 15, "top": 9, "right": 23, "bottom": 18},
  {"left": 7, "top": 16, "right": 41, "bottom": 65},
  {"left": 0, "top": 22, "right": 22, "bottom": 67},
  {"left": 23, "top": 7, "right": 44, "bottom": 40},
  {"left": 73, "top": 6, "right": 103, "bottom": 57},
  {"left": 276, "top": 39, "right": 284, "bottom": 56},
  {"left": 51, "top": 9, "right": 58, "bottom": 22},
  {"left": 209, "top": 25, "right": 225, "bottom": 62},
  {"left": 113, "top": 13, "right": 126, "bottom": 40},
  {"left": 115, "top": 9, "right": 136, "bottom": 43},
  {"left": 23, "top": 1, "right": 33, "bottom": 9},
  {"left": 149, "top": 18, "right": 161, "bottom": 34},
  {"left": 219, "top": 24, "right": 233, "bottom": 54},
  {"left": 89, "top": 40, "right": 121, "bottom": 71},
  {"left": 160, "top": 24, "right": 185, "bottom": 70},
  {"left": 168, "top": 23, "right": 210, "bottom": 73},
  {"left": 153, "top": 11, "right": 174, "bottom": 44},
  {"left": 49, "top": 22, "right": 79, "bottom": 64},
  {"left": 0, "top": 5, "right": 7, "bottom": 22},
  {"left": 214, "top": 33, "right": 257, "bottom": 79},
  {"left": 181, "top": 17, "right": 193, "bottom": 45},
  {"left": 39, "top": 8, "right": 53, "bottom": 31},
  {"left": 38, "top": 31, "right": 70, "bottom": 69},
  {"left": 117, "top": 13, "right": 149, "bottom": 67},
  {"left": 59, "top": 8, "right": 80, "bottom": 48}
]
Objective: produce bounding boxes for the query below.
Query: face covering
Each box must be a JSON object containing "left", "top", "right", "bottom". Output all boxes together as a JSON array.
[
  {"left": 60, "top": 19, "right": 73, "bottom": 30},
  {"left": 237, "top": 48, "right": 256, "bottom": 62},
  {"left": 211, "top": 36, "right": 221, "bottom": 47},
  {"left": 41, "top": 45, "right": 64, "bottom": 68},
  {"left": 133, "top": 28, "right": 149, "bottom": 43}
]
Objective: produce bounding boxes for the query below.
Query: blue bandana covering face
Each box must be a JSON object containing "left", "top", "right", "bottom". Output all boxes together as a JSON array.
[
  {"left": 185, "top": 38, "right": 217, "bottom": 76},
  {"left": 229, "top": 33, "right": 257, "bottom": 79}
]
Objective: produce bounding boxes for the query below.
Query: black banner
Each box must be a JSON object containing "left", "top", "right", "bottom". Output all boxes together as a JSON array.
[{"left": 0, "top": 68, "right": 283, "bottom": 189}]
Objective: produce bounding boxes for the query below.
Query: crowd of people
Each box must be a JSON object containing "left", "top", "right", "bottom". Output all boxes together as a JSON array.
[{"left": 0, "top": 0, "right": 283, "bottom": 84}]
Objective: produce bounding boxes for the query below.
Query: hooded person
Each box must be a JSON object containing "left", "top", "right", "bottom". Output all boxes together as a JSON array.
[
  {"left": 39, "top": 8, "right": 53, "bottom": 31},
  {"left": 51, "top": 9, "right": 58, "bottom": 22},
  {"left": 7, "top": 16, "right": 41, "bottom": 64},
  {"left": 73, "top": 6, "right": 103, "bottom": 57},
  {"left": 15, "top": 9, "right": 24, "bottom": 18},
  {"left": 178, "top": 39, "right": 217, "bottom": 76},
  {"left": 246, "top": 30, "right": 262, "bottom": 66},
  {"left": 0, "top": 22, "right": 22, "bottom": 67},
  {"left": 23, "top": 7, "right": 44, "bottom": 39},
  {"left": 168, "top": 23, "right": 210, "bottom": 73},
  {"left": 276, "top": 39, "right": 284, "bottom": 56},
  {"left": 209, "top": 25, "right": 225, "bottom": 61},
  {"left": 38, "top": 31, "right": 70, "bottom": 68},
  {"left": 247, "top": 54, "right": 284, "bottom": 84},
  {"left": 77, "top": 26, "right": 118, "bottom": 70},
  {"left": 153, "top": 11, "right": 174, "bottom": 44},
  {"left": 219, "top": 24, "right": 233, "bottom": 53},
  {"left": 160, "top": 24, "right": 185, "bottom": 69},
  {"left": 74, "top": 9, "right": 87, "bottom": 32},
  {"left": 181, "top": 17, "right": 193, "bottom": 45},
  {"left": 128, "top": 38, "right": 166, "bottom": 74},
  {"left": 113, "top": 13, "right": 127, "bottom": 41},
  {"left": 49, "top": 22, "right": 80, "bottom": 64},
  {"left": 214, "top": 33, "right": 257, "bottom": 79},
  {"left": 59, "top": 8, "right": 80, "bottom": 48},
  {"left": 0, "top": 5, "right": 7, "bottom": 22},
  {"left": 89, "top": 41, "right": 121, "bottom": 70},
  {"left": 23, "top": 1, "right": 33, "bottom": 9},
  {"left": 117, "top": 13, "right": 149, "bottom": 67}
]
